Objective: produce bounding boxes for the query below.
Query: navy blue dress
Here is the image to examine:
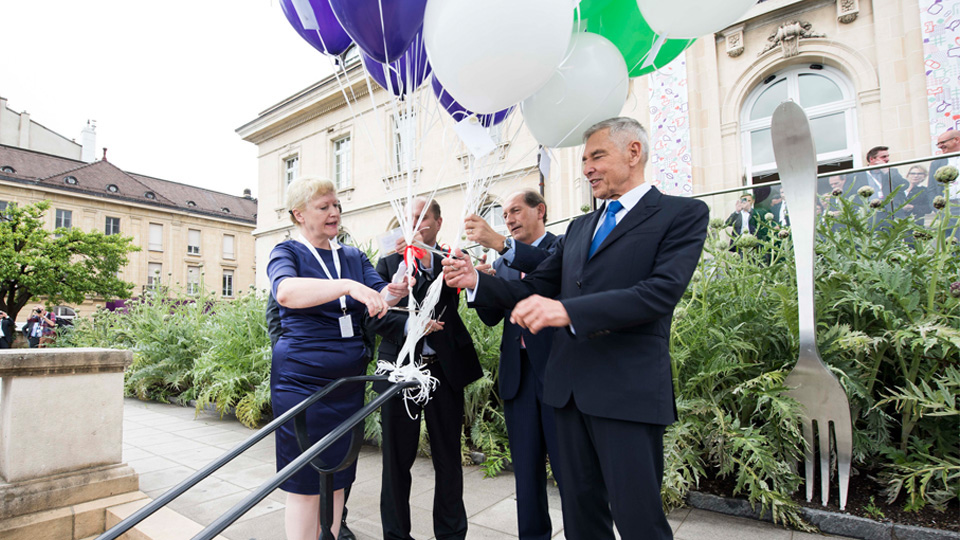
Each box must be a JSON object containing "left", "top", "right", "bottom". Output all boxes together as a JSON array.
[{"left": 268, "top": 240, "right": 387, "bottom": 494}]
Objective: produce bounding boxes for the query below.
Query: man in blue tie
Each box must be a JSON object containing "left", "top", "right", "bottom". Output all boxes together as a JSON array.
[{"left": 443, "top": 117, "right": 709, "bottom": 539}]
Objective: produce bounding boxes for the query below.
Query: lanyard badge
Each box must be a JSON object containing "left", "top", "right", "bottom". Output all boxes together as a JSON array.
[{"left": 298, "top": 235, "right": 353, "bottom": 338}]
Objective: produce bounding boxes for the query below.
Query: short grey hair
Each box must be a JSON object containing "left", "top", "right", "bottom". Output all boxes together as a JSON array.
[
  {"left": 583, "top": 117, "right": 649, "bottom": 164},
  {"left": 286, "top": 177, "right": 337, "bottom": 226}
]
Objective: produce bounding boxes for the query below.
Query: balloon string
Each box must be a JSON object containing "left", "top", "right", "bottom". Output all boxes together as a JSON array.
[{"left": 642, "top": 33, "right": 668, "bottom": 70}]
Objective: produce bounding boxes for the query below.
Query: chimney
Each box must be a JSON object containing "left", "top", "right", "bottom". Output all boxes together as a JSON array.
[
  {"left": 81, "top": 120, "right": 97, "bottom": 163},
  {"left": 102, "top": 148, "right": 108, "bottom": 161},
  {"left": 242, "top": 188, "right": 252, "bottom": 200}
]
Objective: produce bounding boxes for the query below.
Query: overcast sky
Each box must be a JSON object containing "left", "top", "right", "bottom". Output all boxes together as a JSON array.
[{"left": 2, "top": 0, "right": 331, "bottom": 198}]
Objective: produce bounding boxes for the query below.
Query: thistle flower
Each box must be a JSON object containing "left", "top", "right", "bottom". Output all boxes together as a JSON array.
[
  {"left": 933, "top": 195, "right": 947, "bottom": 210},
  {"left": 734, "top": 232, "right": 759, "bottom": 249},
  {"left": 764, "top": 213, "right": 775, "bottom": 222},
  {"left": 869, "top": 198, "right": 883, "bottom": 209},
  {"left": 858, "top": 186, "right": 875, "bottom": 198},
  {"left": 709, "top": 218, "right": 725, "bottom": 229},
  {"left": 778, "top": 229, "right": 791, "bottom": 239},
  {"left": 934, "top": 165, "right": 959, "bottom": 184},
  {"left": 832, "top": 188, "right": 843, "bottom": 197},
  {"left": 951, "top": 281, "right": 960, "bottom": 299}
]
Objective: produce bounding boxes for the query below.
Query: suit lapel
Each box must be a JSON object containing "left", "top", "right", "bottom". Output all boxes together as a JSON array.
[{"left": 589, "top": 188, "right": 663, "bottom": 260}]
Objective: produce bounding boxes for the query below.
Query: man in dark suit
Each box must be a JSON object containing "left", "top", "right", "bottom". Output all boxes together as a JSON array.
[
  {"left": 0, "top": 310, "right": 14, "bottom": 348},
  {"left": 367, "top": 197, "right": 482, "bottom": 540},
  {"left": 850, "top": 146, "right": 908, "bottom": 227},
  {"left": 932, "top": 130, "right": 960, "bottom": 237},
  {"left": 724, "top": 192, "right": 762, "bottom": 236},
  {"left": 464, "top": 190, "right": 563, "bottom": 540},
  {"left": 444, "top": 117, "right": 708, "bottom": 539}
]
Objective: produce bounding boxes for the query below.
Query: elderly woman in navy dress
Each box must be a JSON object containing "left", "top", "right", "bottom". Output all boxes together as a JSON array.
[{"left": 269, "top": 177, "right": 411, "bottom": 540}]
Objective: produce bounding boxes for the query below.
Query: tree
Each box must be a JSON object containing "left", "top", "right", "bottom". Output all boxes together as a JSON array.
[{"left": 0, "top": 201, "right": 139, "bottom": 322}]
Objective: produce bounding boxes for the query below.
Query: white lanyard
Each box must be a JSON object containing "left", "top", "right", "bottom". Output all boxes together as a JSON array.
[{"left": 298, "top": 235, "right": 347, "bottom": 315}]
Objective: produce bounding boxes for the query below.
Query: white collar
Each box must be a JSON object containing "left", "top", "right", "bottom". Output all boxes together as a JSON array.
[{"left": 602, "top": 182, "right": 651, "bottom": 214}]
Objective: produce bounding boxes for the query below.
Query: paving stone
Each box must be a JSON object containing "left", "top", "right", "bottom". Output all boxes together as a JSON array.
[
  {"left": 165, "top": 446, "right": 235, "bottom": 469},
  {"left": 220, "top": 507, "right": 285, "bottom": 540},
  {"left": 212, "top": 463, "right": 279, "bottom": 490},
  {"left": 195, "top": 431, "right": 252, "bottom": 448},
  {"left": 137, "top": 464, "right": 197, "bottom": 492},
  {"left": 675, "top": 509, "right": 792, "bottom": 540},
  {"left": 172, "top": 489, "right": 284, "bottom": 526},
  {"left": 126, "top": 454, "right": 181, "bottom": 474}
]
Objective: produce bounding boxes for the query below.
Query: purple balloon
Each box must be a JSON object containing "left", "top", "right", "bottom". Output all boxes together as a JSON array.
[
  {"left": 279, "top": 0, "right": 352, "bottom": 56},
  {"left": 431, "top": 76, "right": 513, "bottom": 127},
  {"left": 329, "top": 0, "right": 427, "bottom": 64},
  {"left": 363, "top": 33, "right": 431, "bottom": 97}
]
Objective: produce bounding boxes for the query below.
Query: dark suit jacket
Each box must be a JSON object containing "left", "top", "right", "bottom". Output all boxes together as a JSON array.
[
  {"left": 771, "top": 202, "right": 790, "bottom": 227},
  {"left": 473, "top": 187, "right": 709, "bottom": 426},
  {"left": 850, "top": 169, "right": 907, "bottom": 200},
  {"left": 928, "top": 157, "right": 958, "bottom": 200},
  {"left": 901, "top": 184, "right": 932, "bottom": 219},
  {"left": 724, "top": 208, "right": 763, "bottom": 235},
  {"left": 0, "top": 318, "right": 14, "bottom": 347},
  {"left": 366, "top": 251, "right": 482, "bottom": 391},
  {"left": 475, "top": 232, "right": 561, "bottom": 401}
]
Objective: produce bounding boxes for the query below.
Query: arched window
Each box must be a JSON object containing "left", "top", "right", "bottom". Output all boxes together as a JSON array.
[{"left": 741, "top": 65, "right": 858, "bottom": 188}]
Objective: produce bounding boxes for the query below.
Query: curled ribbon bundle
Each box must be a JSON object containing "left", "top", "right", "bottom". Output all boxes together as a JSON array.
[{"left": 404, "top": 244, "right": 427, "bottom": 274}]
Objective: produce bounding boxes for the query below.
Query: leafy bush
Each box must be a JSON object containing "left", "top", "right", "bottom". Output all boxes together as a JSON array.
[{"left": 663, "top": 192, "right": 959, "bottom": 523}]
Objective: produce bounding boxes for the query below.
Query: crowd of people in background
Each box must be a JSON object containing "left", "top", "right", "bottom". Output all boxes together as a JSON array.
[{"left": 726, "top": 133, "right": 960, "bottom": 244}]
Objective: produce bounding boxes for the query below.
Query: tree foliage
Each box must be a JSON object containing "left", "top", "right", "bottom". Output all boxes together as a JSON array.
[{"left": 0, "top": 201, "right": 139, "bottom": 320}]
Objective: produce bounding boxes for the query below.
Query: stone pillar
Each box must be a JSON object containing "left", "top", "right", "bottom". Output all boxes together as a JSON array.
[{"left": 0, "top": 348, "right": 139, "bottom": 523}]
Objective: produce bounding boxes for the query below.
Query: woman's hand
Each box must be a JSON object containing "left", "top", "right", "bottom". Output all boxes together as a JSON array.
[{"left": 347, "top": 281, "right": 391, "bottom": 319}]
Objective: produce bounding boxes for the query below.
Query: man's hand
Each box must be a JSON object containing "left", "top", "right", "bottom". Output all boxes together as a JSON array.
[
  {"left": 441, "top": 248, "right": 478, "bottom": 289},
  {"left": 510, "top": 295, "right": 570, "bottom": 334},
  {"left": 464, "top": 214, "right": 506, "bottom": 252},
  {"left": 424, "top": 320, "right": 445, "bottom": 335},
  {"left": 475, "top": 254, "right": 496, "bottom": 276}
]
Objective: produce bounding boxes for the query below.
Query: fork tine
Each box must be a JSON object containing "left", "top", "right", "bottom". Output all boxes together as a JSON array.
[
  {"left": 818, "top": 419, "right": 831, "bottom": 506},
  {"left": 834, "top": 417, "right": 853, "bottom": 510},
  {"left": 802, "top": 417, "right": 816, "bottom": 502}
]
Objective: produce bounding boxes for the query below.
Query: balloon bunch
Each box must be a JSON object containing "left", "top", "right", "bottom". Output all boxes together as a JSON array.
[{"left": 275, "top": 0, "right": 758, "bottom": 401}]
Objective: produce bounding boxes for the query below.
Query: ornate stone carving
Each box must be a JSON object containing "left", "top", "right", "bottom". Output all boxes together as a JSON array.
[
  {"left": 725, "top": 24, "right": 745, "bottom": 58},
  {"left": 759, "top": 21, "right": 826, "bottom": 58},
  {"left": 838, "top": 0, "right": 859, "bottom": 24}
]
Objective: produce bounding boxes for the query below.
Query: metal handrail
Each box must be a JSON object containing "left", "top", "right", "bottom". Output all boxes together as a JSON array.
[{"left": 96, "top": 374, "right": 413, "bottom": 540}]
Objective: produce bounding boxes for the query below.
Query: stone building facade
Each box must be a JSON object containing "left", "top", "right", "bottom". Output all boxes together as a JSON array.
[
  {"left": 239, "top": 0, "right": 953, "bottom": 290},
  {"left": 0, "top": 142, "right": 257, "bottom": 320}
]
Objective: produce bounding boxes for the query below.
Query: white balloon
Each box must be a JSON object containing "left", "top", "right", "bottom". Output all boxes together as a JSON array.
[
  {"left": 423, "top": 0, "right": 573, "bottom": 114},
  {"left": 636, "top": 0, "right": 756, "bottom": 38},
  {"left": 521, "top": 32, "right": 629, "bottom": 148}
]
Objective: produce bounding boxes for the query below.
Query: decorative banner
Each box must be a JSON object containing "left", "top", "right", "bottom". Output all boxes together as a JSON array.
[
  {"left": 647, "top": 52, "right": 693, "bottom": 196},
  {"left": 921, "top": 0, "right": 960, "bottom": 153}
]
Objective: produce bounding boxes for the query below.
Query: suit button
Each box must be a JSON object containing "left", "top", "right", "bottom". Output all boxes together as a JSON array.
[{"left": 576, "top": 281, "right": 581, "bottom": 288}]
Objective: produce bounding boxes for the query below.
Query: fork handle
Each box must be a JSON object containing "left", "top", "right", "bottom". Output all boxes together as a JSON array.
[{"left": 772, "top": 102, "right": 818, "bottom": 352}]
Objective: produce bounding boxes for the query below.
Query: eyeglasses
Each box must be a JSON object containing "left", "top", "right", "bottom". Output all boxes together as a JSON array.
[
  {"left": 936, "top": 136, "right": 958, "bottom": 148},
  {"left": 907, "top": 172, "right": 925, "bottom": 176}
]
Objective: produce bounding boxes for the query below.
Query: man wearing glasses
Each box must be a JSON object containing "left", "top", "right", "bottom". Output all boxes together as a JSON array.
[{"left": 930, "top": 130, "right": 960, "bottom": 236}]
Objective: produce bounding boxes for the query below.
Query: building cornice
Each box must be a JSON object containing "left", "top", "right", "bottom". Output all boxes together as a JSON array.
[{"left": 236, "top": 64, "right": 380, "bottom": 145}]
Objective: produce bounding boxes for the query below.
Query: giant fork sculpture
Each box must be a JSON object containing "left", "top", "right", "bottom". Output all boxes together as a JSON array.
[{"left": 771, "top": 101, "right": 853, "bottom": 510}]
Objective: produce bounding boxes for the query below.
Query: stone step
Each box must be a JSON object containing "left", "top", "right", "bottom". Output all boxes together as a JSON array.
[
  {"left": 106, "top": 497, "right": 230, "bottom": 540},
  {"left": 0, "top": 490, "right": 147, "bottom": 540}
]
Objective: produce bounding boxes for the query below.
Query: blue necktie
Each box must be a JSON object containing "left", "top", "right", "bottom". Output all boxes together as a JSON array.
[{"left": 589, "top": 200, "right": 623, "bottom": 258}]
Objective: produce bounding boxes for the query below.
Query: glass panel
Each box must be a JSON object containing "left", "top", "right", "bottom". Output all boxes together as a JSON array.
[
  {"left": 750, "top": 128, "right": 774, "bottom": 165},
  {"left": 749, "top": 80, "right": 787, "bottom": 120},
  {"left": 810, "top": 113, "right": 847, "bottom": 154},
  {"left": 799, "top": 74, "right": 843, "bottom": 108}
]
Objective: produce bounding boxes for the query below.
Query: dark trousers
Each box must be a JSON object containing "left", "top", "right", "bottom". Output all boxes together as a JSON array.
[
  {"left": 0, "top": 339, "right": 10, "bottom": 349},
  {"left": 553, "top": 398, "right": 671, "bottom": 540},
  {"left": 28, "top": 336, "right": 40, "bottom": 348},
  {"left": 503, "top": 349, "right": 563, "bottom": 540},
  {"left": 380, "top": 363, "right": 467, "bottom": 540}
]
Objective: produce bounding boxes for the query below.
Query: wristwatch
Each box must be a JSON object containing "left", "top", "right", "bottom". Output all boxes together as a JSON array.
[{"left": 498, "top": 238, "right": 513, "bottom": 255}]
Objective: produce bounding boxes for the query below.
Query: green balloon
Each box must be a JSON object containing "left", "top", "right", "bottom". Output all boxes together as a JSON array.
[{"left": 578, "top": 0, "right": 694, "bottom": 77}]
